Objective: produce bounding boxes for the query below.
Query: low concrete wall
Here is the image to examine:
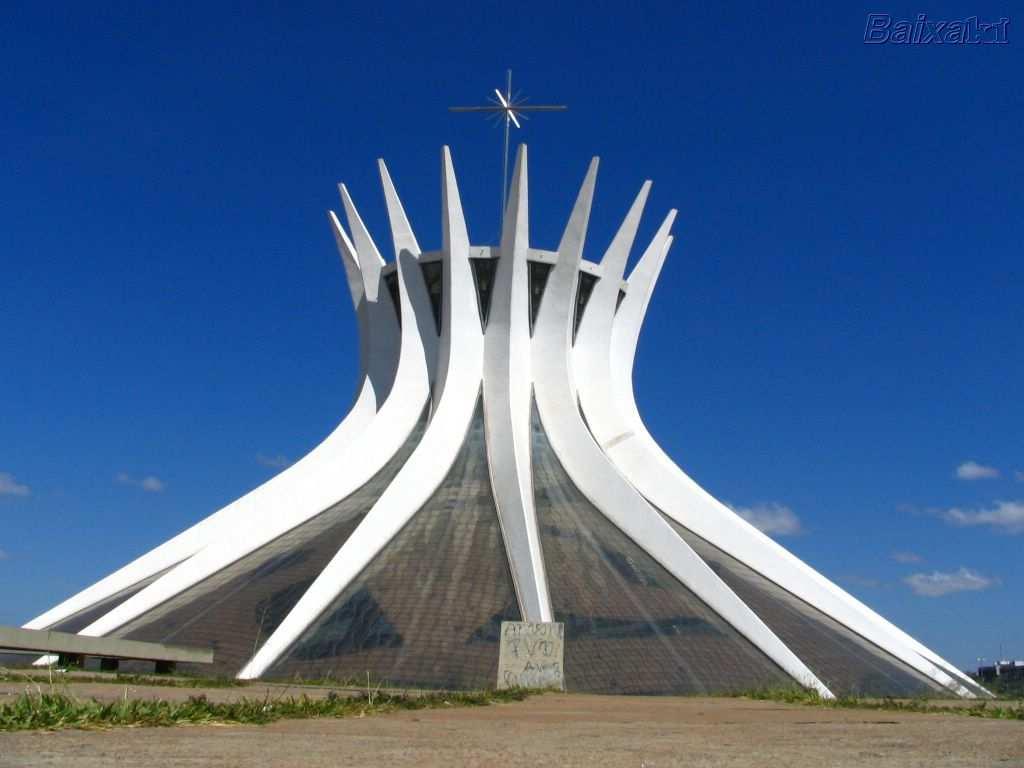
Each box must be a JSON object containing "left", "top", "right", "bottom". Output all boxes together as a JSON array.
[{"left": 0, "top": 626, "right": 213, "bottom": 665}]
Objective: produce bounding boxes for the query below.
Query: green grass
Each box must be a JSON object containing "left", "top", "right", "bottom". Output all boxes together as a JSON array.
[
  {"left": 0, "top": 666, "right": 427, "bottom": 691},
  {"left": 0, "top": 688, "right": 533, "bottom": 732},
  {"left": 983, "top": 679, "right": 1024, "bottom": 698},
  {"left": 741, "top": 685, "right": 1024, "bottom": 720},
  {"left": 0, "top": 668, "right": 247, "bottom": 689}
]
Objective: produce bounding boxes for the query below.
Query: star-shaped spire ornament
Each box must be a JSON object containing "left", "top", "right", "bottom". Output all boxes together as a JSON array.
[{"left": 450, "top": 70, "right": 567, "bottom": 223}]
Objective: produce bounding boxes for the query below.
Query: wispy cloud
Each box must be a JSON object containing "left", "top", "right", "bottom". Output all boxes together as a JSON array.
[
  {"left": 257, "top": 453, "right": 292, "bottom": 470},
  {"left": 0, "top": 548, "right": 8, "bottom": 561},
  {"left": 891, "top": 550, "right": 923, "bottom": 564},
  {"left": 1016, "top": 470, "right": 1024, "bottom": 482},
  {"left": 116, "top": 473, "right": 166, "bottom": 493},
  {"left": 904, "top": 567, "right": 999, "bottom": 597},
  {"left": 731, "top": 502, "right": 802, "bottom": 536},
  {"left": 0, "top": 472, "right": 31, "bottom": 497},
  {"left": 955, "top": 460, "right": 1000, "bottom": 480},
  {"left": 942, "top": 500, "right": 1024, "bottom": 534}
]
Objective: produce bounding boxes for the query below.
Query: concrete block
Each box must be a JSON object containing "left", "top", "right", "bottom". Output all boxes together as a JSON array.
[{"left": 497, "top": 621, "right": 564, "bottom": 690}]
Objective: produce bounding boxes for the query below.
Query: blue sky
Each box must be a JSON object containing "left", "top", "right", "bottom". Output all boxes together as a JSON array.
[{"left": 1, "top": 1, "right": 1020, "bottom": 671}]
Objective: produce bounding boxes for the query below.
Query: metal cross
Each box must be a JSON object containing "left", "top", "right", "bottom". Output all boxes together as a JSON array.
[{"left": 450, "top": 70, "right": 567, "bottom": 223}]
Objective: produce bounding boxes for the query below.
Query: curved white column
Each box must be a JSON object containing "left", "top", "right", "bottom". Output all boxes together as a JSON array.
[
  {"left": 531, "top": 160, "right": 832, "bottom": 698},
  {"left": 570, "top": 182, "right": 658, "bottom": 398},
  {"left": 582, "top": 218, "right": 974, "bottom": 697},
  {"left": 482, "top": 146, "right": 552, "bottom": 622},
  {"left": 75, "top": 185, "right": 435, "bottom": 641},
  {"left": 339, "top": 184, "right": 402, "bottom": 403},
  {"left": 238, "top": 146, "right": 486, "bottom": 679},
  {"left": 377, "top": 159, "right": 439, "bottom": 379},
  {"left": 608, "top": 233, "right": 672, "bottom": 434},
  {"left": 23, "top": 209, "right": 392, "bottom": 634}
]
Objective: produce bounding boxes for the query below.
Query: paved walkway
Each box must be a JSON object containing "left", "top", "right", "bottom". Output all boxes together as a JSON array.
[{"left": 2, "top": 691, "right": 1022, "bottom": 767}]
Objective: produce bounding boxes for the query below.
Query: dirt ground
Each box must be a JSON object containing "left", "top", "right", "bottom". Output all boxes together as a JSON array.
[{"left": 2, "top": 686, "right": 1023, "bottom": 768}]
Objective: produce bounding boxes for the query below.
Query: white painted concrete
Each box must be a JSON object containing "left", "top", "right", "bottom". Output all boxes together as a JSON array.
[{"left": 483, "top": 146, "right": 552, "bottom": 622}]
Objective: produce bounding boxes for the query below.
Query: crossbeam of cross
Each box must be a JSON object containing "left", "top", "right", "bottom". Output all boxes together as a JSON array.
[{"left": 449, "top": 70, "right": 567, "bottom": 225}]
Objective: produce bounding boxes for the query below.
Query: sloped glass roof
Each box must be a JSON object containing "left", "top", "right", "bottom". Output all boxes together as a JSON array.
[
  {"left": 532, "top": 402, "right": 792, "bottom": 695},
  {"left": 44, "top": 565, "right": 177, "bottom": 635},
  {"left": 266, "top": 398, "right": 521, "bottom": 689},
  {"left": 109, "top": 406, "right": 429, "bottom": 677},
  {"left": 662, "top": 516, "right": 946, "bottom": 697}
]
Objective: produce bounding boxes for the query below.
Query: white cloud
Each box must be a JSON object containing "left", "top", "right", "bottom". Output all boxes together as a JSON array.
[
  {"left": 139, "top": 476, "right": 165, "bottom": 492},
  {"left": 116, "top": 472, "right": 166, "bottom": 493},
  {"left": 942, "top": 500, "right": 1024, "bottom": 534},
  {"left": 0, "top": 548, "right": 8, "bottom": 560},
  {"left": 955, "top": 460, "right": 1000, "bottom": 480},
  {"left": 257, "top": 453, "right": 292, "bottom": 470},
  {"left": 891, "top": 551, "right": 923, "bottom": 564},
  {"left": 731, "top": 502, "right": 802, "bottom": 536},
  {"left": 0, "top": 472, "right": 30, "bottom": 497},
  {"left": 1015, "top": 470, "right": 1024, "bottom": 482},
  {"left": 904, "top": 567, "right": 999, "bottom": 597}
]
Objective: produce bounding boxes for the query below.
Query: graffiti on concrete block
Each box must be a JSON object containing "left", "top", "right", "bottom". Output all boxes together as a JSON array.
[{"left": 497, "top": 621, "right": 565, "bottom": 690}]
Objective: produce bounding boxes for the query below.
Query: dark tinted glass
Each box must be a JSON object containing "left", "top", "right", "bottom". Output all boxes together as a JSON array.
[
  {"left": 45, "top": 565, "right": 177, "bottom": 635},
  {"left": 0, "top": 652, "right": 39, "bottom": 668},
  {"left": 266, "top": 399, "right": 521, "bottom": 689},
  {"left": 111, "top": 408, "right": 428, "bottom": 677},
  {"left": 661, "top": 517, "right": 945, "bottom": 697},
  {"left": 927, "top": 659, "right": 990, "bottom": 698},
  {"left": 420, "top": 261, "right": 443, "bottom": 335},
  {"left": 615, "top": 288, "right": 627, "bottom": 312},
  {"left": 531, "top": 403, "right": 791, "bottom": 694},
  {"left": 527, "top": 261, "right": 553, "bottom": 334},
  {"left": 383, "top": 271, "right": 402, "bottom": 328},
  {"left": 572, "top": 272, "right": 599, "bottom": 343},
  {"left": 469, "top": 257, "right": 497, "bottom": 330}
]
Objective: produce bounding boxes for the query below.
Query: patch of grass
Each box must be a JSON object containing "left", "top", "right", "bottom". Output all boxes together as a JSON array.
[
  {"left": 0, "top": 666, "right": 436, "bottom": 691},
  {"left": 739, "top": 685, "right": 824, "bottom": 704},
  {"left": 0, "top": 688, "right": 534, "bottom": 732},
  {"left": 983, "top": 679, "right": 1024, "bottom": 699},
  {"left": 740, "top": 686, "right": 1024, "bottom": 721},
  {"left": 0, "top": 668, "right": 246, "bottom": 689}
]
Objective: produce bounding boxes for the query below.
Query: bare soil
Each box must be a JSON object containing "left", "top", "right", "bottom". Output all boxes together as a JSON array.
[{"left": 2, "top": 686, "right": 1022, "bottom": 767}]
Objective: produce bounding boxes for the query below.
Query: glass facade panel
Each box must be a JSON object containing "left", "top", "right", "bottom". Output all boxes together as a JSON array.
[
  {"left": 45, "top": 565, "right": 177, "bottom": 635},
  {"left": 420, "top": 261, "right": 443, "bottom": 335},
  {"left": 0, "top": 652, "right": 39, "bottom": 668},
  {"left": 111, "top": 408, "right": 428, "bottom": 677},
  {"left": 928, "top": 659, "right": 990, "bottom": 698},
  {"left": 615, "top": 288, "right": 627, "bottom": 312},
  {"left": 532, "top": 403, "right": 792, "bottom": 694},
  {"left": 661, "top": 516, "right": 945, "bottom": 697},
  {"left": 382, "top": 271, "right": 402, "bottom": 328},
  {"left": 266, "top": 399, "right": 521, "bottom": 689},
  {"left": 469, "top": 257, "right": 497, "bottom": 330},
  {"left": 527, "top": 261, "right": 553, "bottom": 334},
  {"left": 572, "top": 271, "right": 598, "bottom": 343}
]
